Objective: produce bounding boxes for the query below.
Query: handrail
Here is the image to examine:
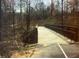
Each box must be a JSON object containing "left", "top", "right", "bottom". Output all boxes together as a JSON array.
[{"left": 45, "top": 24, "right": 78, "bottom": 42}]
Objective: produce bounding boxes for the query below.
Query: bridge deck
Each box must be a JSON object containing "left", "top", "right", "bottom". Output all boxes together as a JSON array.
[{"left": 31, "top": 26, "right": 79, "bottom": 58}]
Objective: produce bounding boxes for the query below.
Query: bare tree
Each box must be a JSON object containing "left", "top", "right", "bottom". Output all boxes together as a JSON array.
[{"left": 0, "top": 0, "right": 1, "bottom": 40}]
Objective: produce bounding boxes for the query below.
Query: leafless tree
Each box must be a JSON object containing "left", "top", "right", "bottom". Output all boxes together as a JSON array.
[{"left": 0, "top": 0, "right": 2, "bottom": 41}]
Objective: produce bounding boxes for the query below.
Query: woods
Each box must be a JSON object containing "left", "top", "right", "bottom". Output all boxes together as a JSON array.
[{"left": 0, "top": 0, "right": 79, "bottom": 58}]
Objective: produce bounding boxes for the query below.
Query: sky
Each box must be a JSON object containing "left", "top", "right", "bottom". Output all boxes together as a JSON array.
[
  {"left": 5, "top": 0, "right": 76, "bottom": 13},
  {"left": 43, "top": 0, "right": 51, "bottom": 6},
  {"left": 15, "top": 0, "right": 51, "bottom": 12},
  {"left": 15, "top": 0, "right": 66, "bottom": 13},
  {"left": 15, "top": 0, "right": 70, "bottom": 13}
]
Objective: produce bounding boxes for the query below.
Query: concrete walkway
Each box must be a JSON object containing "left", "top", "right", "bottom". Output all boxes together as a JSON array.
[
  {"left": 31, "top": 26, "right": 79, "bottom": 58},
  {"left": 38, "top": 26, "right": 69, "bottom": 46}
]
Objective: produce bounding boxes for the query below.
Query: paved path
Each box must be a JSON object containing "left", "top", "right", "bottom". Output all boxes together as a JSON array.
[
  {"left": 31, "top": 26, "right": 79, "bottom": 58},
  {"left": 38, "top": 26, "right": 69, "bottom": 46}
]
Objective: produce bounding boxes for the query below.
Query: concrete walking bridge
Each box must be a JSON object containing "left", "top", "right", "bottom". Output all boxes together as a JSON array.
[{"left": 31, "top": 26, "right": 79, "bottom": 58}]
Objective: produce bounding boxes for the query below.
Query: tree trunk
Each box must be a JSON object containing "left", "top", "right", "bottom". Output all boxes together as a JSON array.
[
  {"left": 0, "top": 0, "right": 2, "bottom": 40},
  {"left": 27, "top": 0, "right": 30, "bottom": 31}
]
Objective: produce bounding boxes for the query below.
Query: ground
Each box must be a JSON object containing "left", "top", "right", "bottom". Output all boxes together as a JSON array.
[{"left": 0, "top": 26, "right": 79, "bottom": 58}]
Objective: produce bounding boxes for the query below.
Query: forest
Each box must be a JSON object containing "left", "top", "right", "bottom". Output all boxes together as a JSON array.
[{"left": 0, "top": 0, "right": 79, "bottom": 58}]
